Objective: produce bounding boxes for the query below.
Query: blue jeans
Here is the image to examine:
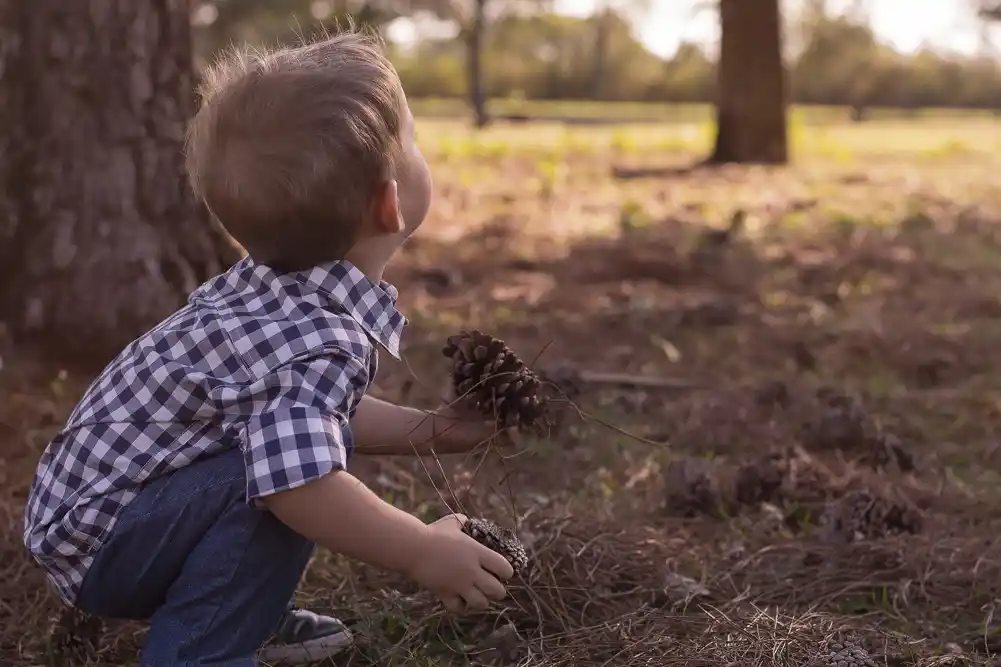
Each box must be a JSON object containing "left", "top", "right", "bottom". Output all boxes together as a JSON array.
[{"left": 76, "top": 446, "right": 315, "bottom": 666}]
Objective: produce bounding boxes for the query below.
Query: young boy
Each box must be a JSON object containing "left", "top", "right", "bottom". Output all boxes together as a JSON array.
[{"left": 23, "top": 32, "right": 514, "bottom": 666}]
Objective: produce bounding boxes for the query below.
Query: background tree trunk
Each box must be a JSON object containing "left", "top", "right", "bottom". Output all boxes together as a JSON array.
[
  {"left": 0, "top": 0, "right": 239, "bottom": 368},
  {"left": 709, "top": 0, "right": 789, "bottom": 164},
  {"left": 0, "top": 0, "right": 28, "bottom": 280},
  {"left": 466, "top": 0, "right": 490, "bottom": 128},
  {"left": 588, "top": 9, "right": 613, "bottom": 100}
]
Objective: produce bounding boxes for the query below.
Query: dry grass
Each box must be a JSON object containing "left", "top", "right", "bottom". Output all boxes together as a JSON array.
[{"left": 2, "top": 110, "right": 1001, "bottom": 666}]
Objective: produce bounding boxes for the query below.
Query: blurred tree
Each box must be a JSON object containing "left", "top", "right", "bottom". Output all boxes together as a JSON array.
[
  {"left": 0, "top": 0, "right": 239, "bottom": 365},
  {"left": 708, "top": 0, "right": 788, "bottom": 164},
  {"left": 192, "top": 0, "right": 396, "bottom": 66},
  {"left": 980, "top": 2, "right": 1001, "bottom": 19},
  {"left": 468, "top": 0, "right": 489, "bottom": 126},
  {"left": 193, "top": 0, "right": 552, "bottom": 125},
  {"left": 444, "top": 10, "right": 664, "bottom": 101},
  {"left": 587, "top": 0, "right": 651, "bottom": 99},
  {"left": 782, "top": 0, "right": 823, "bottom": 58},
  {"left": 792, "top": 12, "right": 881, "bottom": 119},
  {"left": 189, "top": 0, "right": 1001, "bottom": 111},
  {"left": 658, "top": 42, "right": 714, "bottom": 102},
  {"left": 404, "top": 0, "right": 555, "bottom": 125}
]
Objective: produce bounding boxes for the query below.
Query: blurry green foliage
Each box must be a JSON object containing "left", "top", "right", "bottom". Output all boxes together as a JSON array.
[{"left": 191, "top": 1, "right": 1001, "bottom": 110}]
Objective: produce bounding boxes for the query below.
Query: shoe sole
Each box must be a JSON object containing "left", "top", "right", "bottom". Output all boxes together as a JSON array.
[{"left": 257, "top": 628, "right": 353, "bottom": 664}]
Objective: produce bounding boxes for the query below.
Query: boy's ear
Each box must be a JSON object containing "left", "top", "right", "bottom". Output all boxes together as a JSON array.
[{"left": 373, "top": 179, "right": 405, "bottom": 235}]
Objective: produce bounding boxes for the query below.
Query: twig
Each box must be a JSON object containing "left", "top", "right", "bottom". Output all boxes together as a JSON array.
[
  {"left": 563, "top": 369, "right": 708, "bottom": 391},
  {"left": 556, "top": 397, "right": 668, "bottom": 448}
]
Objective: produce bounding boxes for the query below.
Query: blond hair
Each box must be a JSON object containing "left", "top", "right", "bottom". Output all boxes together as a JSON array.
[{"left": 185, "top": 31, "right": 404, "bottom": 270}]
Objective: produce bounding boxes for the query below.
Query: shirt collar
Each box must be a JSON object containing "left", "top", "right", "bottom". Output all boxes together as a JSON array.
[
  {"left": 294, "top": 260, "right": 407, "bottom": 359},
  {"left": 237, "top": 257, "right": 407, "bottom": 359}
]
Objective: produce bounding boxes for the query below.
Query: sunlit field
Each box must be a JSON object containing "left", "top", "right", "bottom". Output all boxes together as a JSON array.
[
  {"left": 3, "top": 104, "right": 1001, "bottom": 666},
  {"left": 411, "top": 97, "right": 1001, "bottom": 124},
  {"left": 414, "top": 106, "right": 1001, "bottom": 161}
]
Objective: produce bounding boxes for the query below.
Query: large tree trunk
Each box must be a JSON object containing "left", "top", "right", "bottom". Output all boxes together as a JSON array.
[
  {"left": 708, "top": 0, "right": 789, "bottom": 164},
  {"left": 465, "top": 0, "right": 490, "bottom": 128},
  {"left": 0, "top": 0, "right": 239, "bottom": 368}
]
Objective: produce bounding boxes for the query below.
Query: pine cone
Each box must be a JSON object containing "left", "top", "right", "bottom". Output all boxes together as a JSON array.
[
  {"left": 442, "top": 330, "right": 550, "bottom": 434},
  {"left": 663, "top": 457, "right": 725, "bottom": 517},
  {"left": 462, "top": 517, "right": 530, "bottom": 577},
  {"left": 818, "top": 637, "right": 877, "bottom": 667},
  {"left": 46, "top": 605, "right": 103, "bottom": 666},
  {"left": 803, "top": 388, "right": 875, "bottom": 451},
  {"left": 736, "top": 447, "right": 835, "bottom": 507},
  {"left": 735, "top": 450, "right": 787, "bottom": 505},
  {"left": 818, "top": 490, "right": 923, "bottom": 544}
]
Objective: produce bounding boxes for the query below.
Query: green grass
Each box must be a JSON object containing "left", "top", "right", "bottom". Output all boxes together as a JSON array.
[
  {"left": 413, "top": 111, "right": 1001, "bottom": 162},
  {"left": 411, "top": 97, "right": 1001, "bottom": 125}
]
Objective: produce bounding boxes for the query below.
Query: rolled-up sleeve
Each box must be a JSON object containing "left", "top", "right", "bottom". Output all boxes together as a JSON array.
[{"left": 240, "top": 351, "right": 368, "bottom": 502}]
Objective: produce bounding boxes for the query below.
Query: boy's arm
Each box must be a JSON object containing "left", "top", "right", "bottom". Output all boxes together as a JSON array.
[
  {"left": 350, "top": 394, "right": 496, "bottom": 455},
  {"left": 262, "top": 467, "right": 517, "bottom": 616},
  {"left": 262, "top": 468, "right": 428, "bottom": 575},
  {"left": 241, "top": 353, "right": 428, "bottom": 573},
  {"left": 243, "top": 353, "right": 511, "bottom": 599}
]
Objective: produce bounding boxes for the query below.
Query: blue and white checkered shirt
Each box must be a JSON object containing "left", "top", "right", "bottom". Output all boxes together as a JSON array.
[{"left": 23, "top": 257, "right": 406, "bottom": 605}]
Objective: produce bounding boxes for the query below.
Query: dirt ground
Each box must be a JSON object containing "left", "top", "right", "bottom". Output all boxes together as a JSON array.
[{"left": 2, "top": 117, "right": 1001, "bottom": 666}]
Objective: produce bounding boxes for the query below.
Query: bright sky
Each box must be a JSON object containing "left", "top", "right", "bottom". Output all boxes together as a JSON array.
[{"left": 554, "top": 0, "right": 999, "bottom": 57}]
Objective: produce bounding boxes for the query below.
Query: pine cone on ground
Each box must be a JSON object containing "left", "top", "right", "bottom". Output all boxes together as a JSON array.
[
  {"left": 736, "top": 447, "right": 837, "bottom": 508},
  {"left": 863, "top": 432, "right": 916, "bottom": 473},
  {"left": 462, "top": 517, "right": 530, "bottom": 577},
  {"left": 442, "top": 330, "right": 550, "bottom": 434},
  {"left": 817, "top": 637, "right": 877, "bottom": 667},
  {"left": 663, "top": 457, "right": 725, "bottom": 518},
  {"left": 46, "top": 605, "right": 103, "bottom": 666},
  {"left": 735, "top": 450, "right": 787, "bottom": 506},
  {"left": 817, "top": 489, "right": 923, "bottom": 544},
  {"left": 802, "top": 388, "right": 875, "bottom": 451}
]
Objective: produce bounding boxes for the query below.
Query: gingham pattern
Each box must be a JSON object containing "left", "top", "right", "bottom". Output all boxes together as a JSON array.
[{"left": 23, "top": 257, "right": 406, "bottom": 605}]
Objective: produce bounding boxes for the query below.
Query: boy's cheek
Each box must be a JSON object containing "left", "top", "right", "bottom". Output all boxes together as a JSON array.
[{"left": 400, "top": 158, "right": 432, "bottom": 232}]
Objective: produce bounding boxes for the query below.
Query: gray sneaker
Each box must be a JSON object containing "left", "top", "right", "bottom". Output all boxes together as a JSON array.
[{"left": 258, "top": 606, "right": 353, "bottom": 664}]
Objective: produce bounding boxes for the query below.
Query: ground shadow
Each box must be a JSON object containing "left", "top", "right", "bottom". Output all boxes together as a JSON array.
[{"left": 3, "top": 166, "right": 1001, "bottom": 665}]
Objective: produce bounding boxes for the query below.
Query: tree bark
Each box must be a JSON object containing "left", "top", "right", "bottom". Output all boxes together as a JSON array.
[
  {"left": 0, "top": 0, "right": 239, "bottom": 368},
  {"left": 466, "top": 0, "right": 490, "bottom": 128},
  {"left": 708, "top": 0, "right": 789, "bottom": 164}
]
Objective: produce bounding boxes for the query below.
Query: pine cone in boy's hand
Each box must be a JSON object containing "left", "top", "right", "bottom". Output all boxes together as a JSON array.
[
  {"left": 441, "top": 330, "right": 551, "bottom": 435},
  {"left": 462, "top": 517, "right": 530, "bottom": 578}
]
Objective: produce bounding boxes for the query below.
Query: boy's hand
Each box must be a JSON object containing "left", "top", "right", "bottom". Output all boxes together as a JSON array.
[
  {"left": 406, "top": 514, "right": 514, "bottom": 614},
  {"left": 434, "top": 406, "right": 520, "bottom": 451},
  {"left": 436, "top": 383, "right": 520, "bottom": 451},
  {"left": 436, "top": 380, "right": 483, "bottom": 423}
]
